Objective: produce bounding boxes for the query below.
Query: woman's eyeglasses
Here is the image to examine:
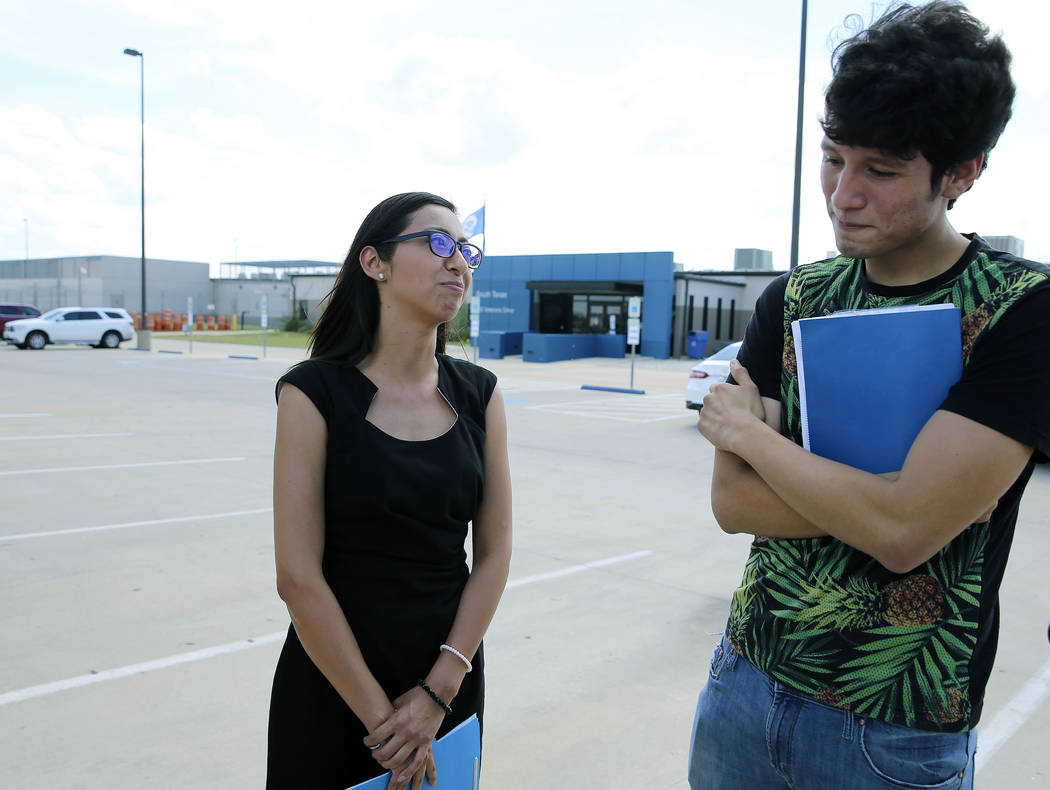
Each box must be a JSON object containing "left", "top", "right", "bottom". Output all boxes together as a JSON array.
[{"left": 379, "top": 231, "right": 483, "bottom": 269}]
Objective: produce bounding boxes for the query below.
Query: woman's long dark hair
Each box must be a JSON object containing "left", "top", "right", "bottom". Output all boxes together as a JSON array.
[{"left": 309, "top": 192, "right": 457, "bottom": 364}]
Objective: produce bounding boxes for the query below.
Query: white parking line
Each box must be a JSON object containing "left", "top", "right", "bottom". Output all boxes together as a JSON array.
[
  {"left": 528, "top": 394, "right": 690, "bottom": 423},
  {"left": 3, "top": 507, "right": 274, "bottom": 542},
  {"left": 0, "top": 412, "right": 51, "bottom": 419},
  {"left": 0, "top": 550, "right": 652, "bottom": 706},
  {"left": 975, "top": 657, "right": 1050, "bottom": 774},
  {"left": 0, "top": 432, "right": 133, "bottom": 442},
  {"left": 0, "top": 456, "right": 246, "bottom": 477},
  {"left": 498, "top": 380, "right": 579, "bottom": 395},
  {"left": 116, "top": 360, "right": 288, "bottom": 382},
  {"left": 506, "top": 550, "right": 653, "bottom": 587},
  {"left": 0, "top": 633, "right": 287, "bottom": 706},
  {"left": 204, "top": 371, "right": 282, "bottom": 382}
]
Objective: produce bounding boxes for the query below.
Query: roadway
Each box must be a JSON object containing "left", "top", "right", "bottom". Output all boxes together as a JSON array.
[{"left": 1, "top": 339, "right": 1047, "bottom": 788}]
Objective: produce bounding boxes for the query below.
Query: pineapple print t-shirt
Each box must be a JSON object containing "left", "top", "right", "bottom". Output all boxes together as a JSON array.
[{"left": 728, "top": 235, "right": 1050, "bottom": 732}]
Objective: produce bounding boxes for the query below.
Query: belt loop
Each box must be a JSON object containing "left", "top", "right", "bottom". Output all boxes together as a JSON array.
[{"left": 842, "top": 709, "right": 854, "bottom": 741}]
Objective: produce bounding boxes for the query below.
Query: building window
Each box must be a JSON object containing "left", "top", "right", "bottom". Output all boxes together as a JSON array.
[
  {"left": 729, "top": 299, "right": 736, "bottom": 338},
  {"left": 702, "top": 297, "right": 709, "bottom": 331},
  {"left": 572, "top": 295, "right": 589, "bottom": 332},
  {"left": 687, "top": 295, "right": 694, "bottom": 332},
  {"left": 716, "top": 298, "right": 723, "bottom": 339}
]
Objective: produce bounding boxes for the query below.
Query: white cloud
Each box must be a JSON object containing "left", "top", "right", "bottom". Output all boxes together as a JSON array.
[
  {"left": 187, "top": 50, "right": 213, "bottom": 77},
  {"left": 1, "top": 0, "right": 1047, "bottom": 271}
]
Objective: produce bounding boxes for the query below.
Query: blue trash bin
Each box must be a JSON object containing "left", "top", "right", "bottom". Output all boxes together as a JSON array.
[{"left": 687, "top": 330, "right": 708, "bottom": 359}]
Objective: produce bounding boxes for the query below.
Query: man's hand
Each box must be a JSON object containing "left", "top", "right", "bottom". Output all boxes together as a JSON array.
[{"left": 698, "top": 360, "right": 766, "bottom": 451}]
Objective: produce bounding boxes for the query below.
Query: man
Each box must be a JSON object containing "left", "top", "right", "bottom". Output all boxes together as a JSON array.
[{"left": 688, "top": 3, "right": 1050, "bottom": 788}]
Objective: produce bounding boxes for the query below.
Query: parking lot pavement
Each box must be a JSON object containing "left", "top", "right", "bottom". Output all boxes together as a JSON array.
[{"left": 2, "top": 342, "right": 1048, "bottom": 789}]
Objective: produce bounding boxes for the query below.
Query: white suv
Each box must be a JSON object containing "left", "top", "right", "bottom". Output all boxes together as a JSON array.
[{"left": 3, "top": 307, "right": 135, "bottom": 350}]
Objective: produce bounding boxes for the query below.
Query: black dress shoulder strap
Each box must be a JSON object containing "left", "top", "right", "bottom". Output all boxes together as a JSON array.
[
  {"left": 276, "top": 360, "right": 337, "bottom": 423},
  {"left": 438, "top": 355, "right": 497, "bottom": 429}
]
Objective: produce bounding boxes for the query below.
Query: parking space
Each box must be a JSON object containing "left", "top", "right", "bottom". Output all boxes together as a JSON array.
[
  {"left": 1, "top": 341, "right": 1048, "bottom": 788},
  {"left": 527, "top": 393, "right": 691, "bottom": 423}
]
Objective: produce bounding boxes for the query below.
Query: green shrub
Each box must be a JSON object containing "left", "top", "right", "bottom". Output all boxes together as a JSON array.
[{"left": 281, "top": 314, "right": 310, "bottom": 333}]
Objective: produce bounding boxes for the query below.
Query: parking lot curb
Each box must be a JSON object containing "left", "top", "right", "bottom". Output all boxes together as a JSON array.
[{"left": 580, "top": 385, "right": 646, "bottom": 395}]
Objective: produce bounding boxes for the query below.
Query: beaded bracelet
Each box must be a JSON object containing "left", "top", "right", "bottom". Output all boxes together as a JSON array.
[
  {"left": 440, "top": 643, "right": 473, "bottom": 673},
  {"left": 417, "top": 679, "right": 453, "bottom": 716}
]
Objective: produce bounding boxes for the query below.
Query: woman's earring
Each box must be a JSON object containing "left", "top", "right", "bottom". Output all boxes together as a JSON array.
[{"left": 377, "top": 272, "right": 386, "bottom": 281}]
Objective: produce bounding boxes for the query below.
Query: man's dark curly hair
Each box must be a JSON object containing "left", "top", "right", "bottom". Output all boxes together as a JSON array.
[{"left": 822, "top": 1, "right": 1014, "bottom": 208}]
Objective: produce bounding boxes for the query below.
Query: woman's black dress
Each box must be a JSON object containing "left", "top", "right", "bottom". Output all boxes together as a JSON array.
[{"left": 266, "top": 354, "right": 496, "bottom": 789}]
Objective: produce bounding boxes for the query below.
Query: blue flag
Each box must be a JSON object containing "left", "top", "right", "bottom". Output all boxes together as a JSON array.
[{"left": 462, "top": 205, "right": 484, "bottom": 238}]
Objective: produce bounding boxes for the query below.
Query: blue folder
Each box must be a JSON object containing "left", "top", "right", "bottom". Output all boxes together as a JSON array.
[
  {"left": 791, "top": 304, "right": 962, "bottom": 474},
  {"left": 347, "top": 714, "right": 481, "bottom": 790}
]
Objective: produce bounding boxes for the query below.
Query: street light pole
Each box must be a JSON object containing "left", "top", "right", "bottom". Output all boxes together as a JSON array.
[
  {"left": 789, "top": 0, "right": 810, "bottom": 271},
  {"left": 123, "top": 47, "right": 149, "bottom": 348},
  {"left": 789, "top": 0, "right": 808, "bottom": 271}
]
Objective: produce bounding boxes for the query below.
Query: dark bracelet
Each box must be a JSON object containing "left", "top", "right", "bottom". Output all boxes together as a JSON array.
[{"left": 417, "top": 679, "right": 453, "bottom": 716}]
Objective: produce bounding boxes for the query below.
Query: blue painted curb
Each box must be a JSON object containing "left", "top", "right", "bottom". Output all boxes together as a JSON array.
[
  {"left": 130, "top": 347, "right": 150, "bottom": 352},
  {"left": 228, "top": 354, "right": 259, "bottom": 360},
  {"left": 580, "top": 385, "right": 646, "bottom": 395},
  {"left": 158, "top": 349, "right": 182, "bottom": 354}
]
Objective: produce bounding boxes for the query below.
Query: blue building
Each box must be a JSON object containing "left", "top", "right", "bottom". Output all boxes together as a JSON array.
[
  {"left": 285, "top": 248, "right": 784, "bottom": 361},
  {"left": 471, "top": 250, "right": 676, "bottom": 362}
]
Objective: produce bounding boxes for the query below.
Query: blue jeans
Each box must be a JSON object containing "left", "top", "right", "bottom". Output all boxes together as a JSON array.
[{"left": 688, "top": 634, "right": 977, "bottom": 790}]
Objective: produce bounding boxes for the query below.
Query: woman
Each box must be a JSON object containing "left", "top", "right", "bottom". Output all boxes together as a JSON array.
[{"left": 266, "top": 192, "right": 512, "bottom": 790}]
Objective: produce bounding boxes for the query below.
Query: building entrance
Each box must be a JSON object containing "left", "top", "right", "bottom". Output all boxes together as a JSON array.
[
  {"left": 576, "top": 294, "right": 627, "bottom": 334},
  {"left": 533, "top": 285, "right": 640, "bottom": 336},
  {"left": 538, "top": 293, "right": 573, "bottom": 333}
]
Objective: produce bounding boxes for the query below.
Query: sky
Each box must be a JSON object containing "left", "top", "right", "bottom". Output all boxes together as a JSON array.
[{"left": 2, "top": 0, "right": 1048, "bottom": 273}]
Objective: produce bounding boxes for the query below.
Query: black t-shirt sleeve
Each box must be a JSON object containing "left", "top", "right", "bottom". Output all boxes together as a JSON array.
[
  {"left": 733, "top": 272, "right": 788, "bottom": 400},
  {"left": 276, "top": 361, "right": 334, "bottom": 424},
  {"left": 940, "top": 285, "right": 1050, "bottom": 463}
]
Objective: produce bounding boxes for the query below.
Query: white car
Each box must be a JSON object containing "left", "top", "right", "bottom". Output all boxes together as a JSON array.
[
  {"left": 685, "top": 341, "right": 742, "bottom": 410},
  {"left": 3, "top": 307, "right": 135, "bottom": 350}
]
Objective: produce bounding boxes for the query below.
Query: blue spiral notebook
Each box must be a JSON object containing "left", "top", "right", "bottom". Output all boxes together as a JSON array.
[
  {"left": 347, "top": 714, "right": 481, "bottom": 790},
  {"left": 791, "top": 303, "right": 962, "bottom": 474}
]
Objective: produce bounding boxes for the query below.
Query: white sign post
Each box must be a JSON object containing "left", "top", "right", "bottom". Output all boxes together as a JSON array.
[
  {"left": 470, "top": 296, "right": 481, "bottom": 363},
  {"left": 260, "top": 295, "right": 268, "bottom": 358},
  {"left": 187, "top": 296, "right": 194, "bottom": 354},
  {"left": 627, "top": 296, "right": 643, "bottom": 389},
  {"left": 627, "top": 318, "right": 641, "bottom": 345}
]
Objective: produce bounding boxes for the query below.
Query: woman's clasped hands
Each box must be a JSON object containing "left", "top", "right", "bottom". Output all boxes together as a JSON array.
[{"left": 364, "top": 684, "right": 447, "bottom": 790}]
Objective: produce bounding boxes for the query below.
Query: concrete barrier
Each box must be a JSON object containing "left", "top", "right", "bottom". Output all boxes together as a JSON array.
[
  {"left": 521, "top": 333, "right": 627, "bottom": 362},
  {"left": 479, "top": 331, "right": 523, "bottom": 359}
]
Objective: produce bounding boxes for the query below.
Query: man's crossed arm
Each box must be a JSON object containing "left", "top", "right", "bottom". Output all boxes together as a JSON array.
[{"left": 700, "top": 360, "right": 1031, "bottom": 573}]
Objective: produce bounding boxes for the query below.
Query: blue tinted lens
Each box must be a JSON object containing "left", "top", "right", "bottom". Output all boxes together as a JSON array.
[
  {"left": 462, "top": 245, "right": 482, "bottom": 267},
  {"left": 429, "top": 232, "right": 457, "bottom": 257}
]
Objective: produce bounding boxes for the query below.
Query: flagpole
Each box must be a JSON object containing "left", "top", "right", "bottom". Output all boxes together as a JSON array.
[{"left": 473, "top": 198, "right": 486, "bottom": 363}]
